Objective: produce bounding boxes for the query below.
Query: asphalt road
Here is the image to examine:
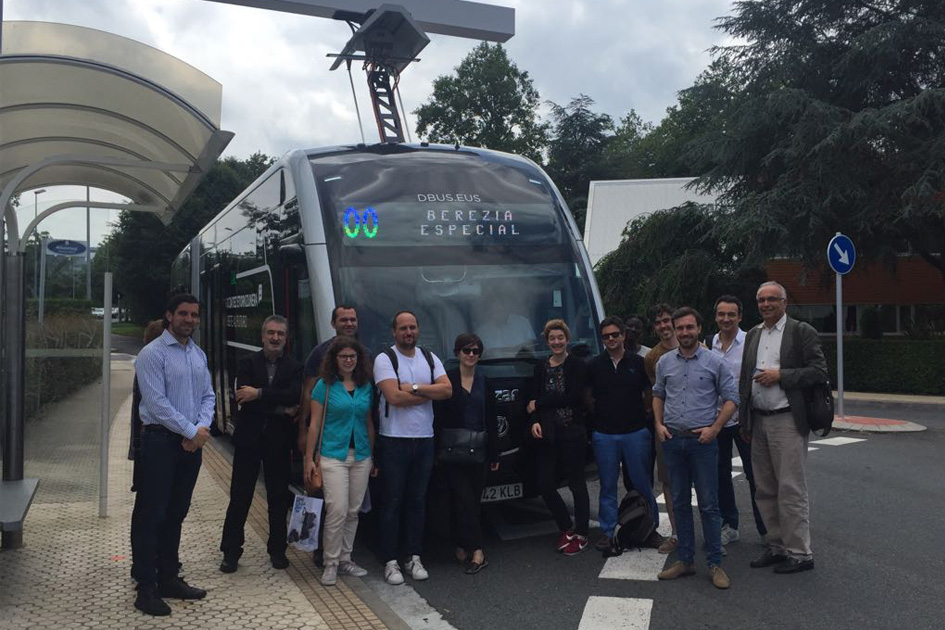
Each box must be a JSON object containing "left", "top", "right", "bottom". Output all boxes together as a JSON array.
[{"left": 358, "top": 400, "right": 945, "bottom": 630}]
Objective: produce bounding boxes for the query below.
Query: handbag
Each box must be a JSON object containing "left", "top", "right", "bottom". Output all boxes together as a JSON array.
[
  {"left": 437, "top": 428, "right": 488, "bottom": 465},
  {"left": 305, "top": 383, "right": 330, "bottom": 493}
]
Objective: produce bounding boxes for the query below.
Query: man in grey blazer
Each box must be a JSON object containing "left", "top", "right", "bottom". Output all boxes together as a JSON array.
[{"left": 738, "top": 281, "right": 828, "bottom": 574}]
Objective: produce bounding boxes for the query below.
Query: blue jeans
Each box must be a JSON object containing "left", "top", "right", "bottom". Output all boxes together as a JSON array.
[
  {"left": 131, "top": 429, "right": 202, "bottom": 588},
  {"left": 661, "top": 433, "right": 722, "bottom": 567},
  {"left": 717, "top": 424, "right": 766, "bottom": 536},
  {"left": 592, "top": 429, "right": 658, "bottom": 536},
  {"left": 377, "top": 436, "right": 435, "bottom": 562}
]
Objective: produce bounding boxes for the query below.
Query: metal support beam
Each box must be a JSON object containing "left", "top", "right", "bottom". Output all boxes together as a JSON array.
[
  {"left": 99, "top": 273, "right": 112, "bottom": 518},
  {"left": 200, "top": 0, "right": 514, "bottom": 42},
  {"left": 367, "top": 67, "right": 405, "bottom": 143},
  {"left": 1, "top": 252, "right": 26, "bottom": 549}
]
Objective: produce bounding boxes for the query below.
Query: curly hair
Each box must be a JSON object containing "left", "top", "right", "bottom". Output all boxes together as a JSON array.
[
  {"left": 542, "top": 318, "right": 571, "bottom": 341},
  {"left": 318, "top": 337, "right": 372, "bottom": 387}
]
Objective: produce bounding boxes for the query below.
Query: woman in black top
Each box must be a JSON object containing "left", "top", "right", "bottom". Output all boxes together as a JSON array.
[
  {"left": 435, "top": 333, "right": 499, "bottom": 574},
  {"left": 527, "top": 319, "right": 590, "bottom": 555}
]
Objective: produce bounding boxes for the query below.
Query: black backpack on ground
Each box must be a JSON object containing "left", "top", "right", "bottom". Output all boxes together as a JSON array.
[{"left": 611, "top": 489, "right": 656, "bottom": 552}]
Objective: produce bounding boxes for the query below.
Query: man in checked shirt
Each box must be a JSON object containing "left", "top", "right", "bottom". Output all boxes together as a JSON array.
[{"left": 130, "top": 293, "right": 215, "bottom": 616}]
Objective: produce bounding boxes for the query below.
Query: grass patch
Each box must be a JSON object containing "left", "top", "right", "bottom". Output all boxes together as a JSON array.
[{"left": 111, "top": 322, "right": 145, "bottom": 338}]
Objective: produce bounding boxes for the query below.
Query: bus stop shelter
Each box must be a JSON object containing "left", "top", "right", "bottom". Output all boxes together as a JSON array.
[{"left": 0, "top": 20, "right": 233, "bottom": 548}]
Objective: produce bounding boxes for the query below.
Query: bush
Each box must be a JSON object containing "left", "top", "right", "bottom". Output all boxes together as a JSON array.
[
  {"left": 821, "top": 338, "right": 945, "bottom": 396},
  {"left": 26, "top": 298, "right": 96, "bottom": 318},
  {"left": 858, "top": 306, "right": 883, "bottom": 339},
  {"left": 25, "top": 315, "right": 103, "bottom": 418}
]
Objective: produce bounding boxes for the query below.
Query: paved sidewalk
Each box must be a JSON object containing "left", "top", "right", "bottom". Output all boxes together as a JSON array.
[{"left": 0, "top": 361, "right": 392, "bottom": 630}]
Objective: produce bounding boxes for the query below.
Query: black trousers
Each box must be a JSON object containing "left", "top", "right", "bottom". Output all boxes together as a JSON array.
[
  {"left": 535, "top": 422, "right": 590, "bottom": 536},
  {"left": 131, "top": 428, "right": 202, "bottom": 589},
  {"left": 220, "top": 418, "right": 293, "bottom": 557},
  {"left": 446, "top": 461, "right": 488, "bottom": 553}
]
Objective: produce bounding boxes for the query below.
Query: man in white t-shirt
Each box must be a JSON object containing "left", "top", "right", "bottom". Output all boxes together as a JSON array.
[{"left": 373, "top": 311, "right": 452, "bottom": 586}]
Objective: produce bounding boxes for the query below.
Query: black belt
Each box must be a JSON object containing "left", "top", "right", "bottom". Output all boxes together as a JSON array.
[
  {"left": 142, "top": 424, "right": 178, "bottom": 436},
  {"left": 666, "top": 426, "right": 707, "bottom": 437},
  {"left": 753, "top": 406, "right": 791, "bottom": 417}
]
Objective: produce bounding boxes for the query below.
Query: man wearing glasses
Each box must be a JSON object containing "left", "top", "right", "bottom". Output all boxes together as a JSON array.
[
  {"left": 738, "top": 282, "right": 827, "bottom": 574},
  {"left": 585, "top": 317, "right": 662, "bottom": 551}
]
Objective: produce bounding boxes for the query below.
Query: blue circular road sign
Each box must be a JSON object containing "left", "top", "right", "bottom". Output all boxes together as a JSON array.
[
  {"left": 46, "top": 239, "right": 88, "bottom": 257},
  {"left": 827, "top": 233, "right": 856, "bottom": 275}
]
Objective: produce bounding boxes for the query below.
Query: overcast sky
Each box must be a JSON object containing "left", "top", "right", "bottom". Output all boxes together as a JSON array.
[{"left": 6, "top": 0, "right": 735, "bottom": 245}]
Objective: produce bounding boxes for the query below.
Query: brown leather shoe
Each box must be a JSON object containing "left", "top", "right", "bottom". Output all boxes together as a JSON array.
[
  {"left": 657, "top": 560, "right": 695, "bottom": 580},
  {"left": 710, "top": 565, "right": 731, "bottom": 589},
  {"left": 658, "top": 536, "right": 678, "bottom": 554}
]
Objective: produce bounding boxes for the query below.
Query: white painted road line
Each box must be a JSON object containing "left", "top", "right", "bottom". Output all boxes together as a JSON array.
[
  {"left": 598, "top": 514, "right": 671, "bottom": 582},
  {"left": 811, "top": 436, "right": 868, "bottom": 446},
  {"left": 362, "top": 574, "right": 460, "bottom": 630},
  {"left": 578, "top": 596, "right": 652, "bottom": 630}
]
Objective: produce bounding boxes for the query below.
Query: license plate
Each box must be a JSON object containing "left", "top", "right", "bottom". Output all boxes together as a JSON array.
[{"left": 481, "top": 482, "right": 523, "bottom": 503}]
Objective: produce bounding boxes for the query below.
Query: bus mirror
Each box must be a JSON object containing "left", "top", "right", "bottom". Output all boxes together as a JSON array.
[{"left": 278, "top": 243, "right": 305, "bottom": 265}]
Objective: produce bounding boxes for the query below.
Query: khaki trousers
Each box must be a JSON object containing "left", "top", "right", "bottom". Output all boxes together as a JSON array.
[
  {"left": 320, "top": 449, "right": 373, "bottom": 565},
  {"left": 751, "top": 411, "right": 812, "bottom": 560}
]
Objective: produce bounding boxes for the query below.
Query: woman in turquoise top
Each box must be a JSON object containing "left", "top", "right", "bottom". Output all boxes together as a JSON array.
[{"left": 304, "top": 337, "right": 375, "bottom": 586}]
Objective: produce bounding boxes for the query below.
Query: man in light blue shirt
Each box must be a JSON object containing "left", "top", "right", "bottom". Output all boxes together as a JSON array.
[
  {"left": 131, "top": 294, "right": 214, "bottom": 616},
  {"left": 652, "top": 307, "right": 738, "bottom": 589}
]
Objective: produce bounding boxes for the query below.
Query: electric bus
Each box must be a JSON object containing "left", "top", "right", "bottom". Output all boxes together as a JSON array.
[{"left": 170, "top": 142, "right": 604, "bottom": 502}]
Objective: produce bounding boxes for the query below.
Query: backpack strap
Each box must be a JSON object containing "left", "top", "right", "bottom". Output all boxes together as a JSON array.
[
  {"left": 381, "top": 347, "right": 399, "bottom": 417},
  {"left": 419, "top": 346, "right": 436, "bottom": 382}
]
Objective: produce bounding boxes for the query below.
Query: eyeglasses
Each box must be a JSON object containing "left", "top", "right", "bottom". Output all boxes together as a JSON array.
[
  {"left": 337, "top": 354, "right": 358, "bottom": 361},
  {"left": 756, "top": 297, "right": 785, "bottom": 304},
  {"left": 601, "top": 331, "right": 623, "bottom": 340},
  {"left": 460, "top": 347, "right": 482, "bottom": 356}
]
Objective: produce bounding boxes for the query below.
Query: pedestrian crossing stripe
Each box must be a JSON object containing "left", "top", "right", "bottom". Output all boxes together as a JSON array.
[{"left": 578, "top": 597, "right": 652, "bottom": 630}]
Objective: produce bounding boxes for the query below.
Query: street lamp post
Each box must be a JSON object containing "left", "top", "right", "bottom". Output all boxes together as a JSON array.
[{"left": 32, "top": 188, "right": 46, "bottom": 298}]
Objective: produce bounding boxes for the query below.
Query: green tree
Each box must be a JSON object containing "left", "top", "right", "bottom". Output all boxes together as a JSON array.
[
  {"left": 594, "top": 203, "right": 766, "bottom": 330},
  {"left": 414, "top": 42, "right": 548, "bottom": 163},
  {"left": 110, "top": 154, "right": 274, "bottom": 322},
  {"left": 546, "top": 95, "right": 615, "bottom": 231},
  {"left": 694, "top": 0, "right": 945, "bottom": 285}
]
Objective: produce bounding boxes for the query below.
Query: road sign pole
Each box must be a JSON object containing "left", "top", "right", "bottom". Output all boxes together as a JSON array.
[{"left": 836, "top": 271, "right": 844, "bottom": 419}]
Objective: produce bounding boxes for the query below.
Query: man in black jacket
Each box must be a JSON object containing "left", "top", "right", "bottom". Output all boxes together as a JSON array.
[{"left": 220, "top": 315, "right": 303, "bottom": 572}]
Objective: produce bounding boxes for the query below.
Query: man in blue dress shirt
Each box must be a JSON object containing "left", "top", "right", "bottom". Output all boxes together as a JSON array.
[
  {"left": 652, "top": 307, "right": 738, "bottom": 590},
  {"left": 130, "top": 294, "right": 215, "bottom": 616}
]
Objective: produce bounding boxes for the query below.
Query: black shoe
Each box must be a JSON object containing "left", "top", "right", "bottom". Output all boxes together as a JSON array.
[
  {"left": 220, "top": 555, "right": 239, "bottom": 573},
  {"left": 271, "top": 553, "right": 290, "bottom": 570},
  {"left": 158, "top": 576, "right": 207, "bottom": 600},
  {"left": 750, "top": 549, "right": 789, "bottom": 568},
  {"left": 773, "top": 557, "right": 815, "bottom": 574},
  {"left": 134, "top": 588, "right": 171, "bottom": 616}
]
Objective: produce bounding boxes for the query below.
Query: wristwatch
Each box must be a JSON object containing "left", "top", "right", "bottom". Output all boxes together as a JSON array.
[{"left": 411, "top": 383, "right": 420, "bottom": 394}]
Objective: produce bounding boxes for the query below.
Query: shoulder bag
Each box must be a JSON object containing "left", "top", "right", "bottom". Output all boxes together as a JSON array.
[
  {"left": 306, "top": 383, "right": 330, "bottom": 493},
  {"left": 791, "top": 322, "right": 834, "bottom": 437},
  {"left": 437, "top": 428, "right": 488, "bottom": 465}
]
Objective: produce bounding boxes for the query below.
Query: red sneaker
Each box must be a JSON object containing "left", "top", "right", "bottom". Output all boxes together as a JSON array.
[
  {"left": 563, "top": 534, "right": 588, "bottom": 556},
  {"left": 556, "top": 530, "right": 576, "bottom": 552}
]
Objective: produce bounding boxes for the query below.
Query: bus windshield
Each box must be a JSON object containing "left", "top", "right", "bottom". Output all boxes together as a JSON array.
[{"left": 310, "top": 149, "right": 600, "bottom": 360}]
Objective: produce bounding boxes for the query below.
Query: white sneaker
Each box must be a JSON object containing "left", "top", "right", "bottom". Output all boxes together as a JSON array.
[
  {"left": 338, "top": 560, "right": 368, "bottom": 577},
  {"left": 384, "top": 560, "right": 404, "bottom": 585},
  {"left": 320, "top": 564, "right": 338, "bottom": 586},
  {"left": 404, "top": 555, "right": 429, "bottom": 581},
  {"left": 721, "top": 524, "right": 740, "bottom": 545}
]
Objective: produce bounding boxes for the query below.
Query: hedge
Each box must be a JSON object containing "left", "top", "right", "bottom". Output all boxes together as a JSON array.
[
  {"left": 820, "top": 338, "right": 945, "bottom": 396},
  {"left": 25, "top": 314, "right": 103, "bottom": 418}
]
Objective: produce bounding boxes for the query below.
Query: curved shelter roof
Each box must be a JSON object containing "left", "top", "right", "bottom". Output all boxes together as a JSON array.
[{"left": 0, "top": 21, "right": 234, "bottom": 238}]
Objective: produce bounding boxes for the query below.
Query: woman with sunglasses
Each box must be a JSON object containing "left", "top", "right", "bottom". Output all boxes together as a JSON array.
[
  {"left": 527, "top": 319, "right": 590, "bottom": 555},
  {"left": 434, "top": 333, "right": 499, "bottom": 574},
  {"left": 305, "top": 337, "right": 375, "bottom": 586}
]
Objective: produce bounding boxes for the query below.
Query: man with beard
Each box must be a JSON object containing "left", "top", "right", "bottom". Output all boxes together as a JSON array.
[
  {"left": 373, "top": 311, "right": 452, "bottom": 585},
  {"left": 131, "top": 294, "right": 214, "bottom": 616},
  {"left": 220, "top": 315, "right": 303, "bottom": 573},
  {"left": 653, "top": 307, "right": 738, "bottom": 589},
  {"left": 644, "top": 304, "right": 680, "bottom": 553}
]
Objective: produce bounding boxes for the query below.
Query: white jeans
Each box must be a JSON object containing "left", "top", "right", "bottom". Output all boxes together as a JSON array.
[{"left": 320, "top": 449, "right": 372, "bottom": 565}]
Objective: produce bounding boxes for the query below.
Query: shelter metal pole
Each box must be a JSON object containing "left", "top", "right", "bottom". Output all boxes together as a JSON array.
[
  {"left": 99, "top": 272, "right": 112, "bottom": 518},
  {"left": 39, "top": 238, "right": 46, "bottom": 325},
  {"left": 2, "top": 252, "right": 26, "bottom": 548},
  {"left": 86, "top": 186, "right": 92, "bottom": 300}
]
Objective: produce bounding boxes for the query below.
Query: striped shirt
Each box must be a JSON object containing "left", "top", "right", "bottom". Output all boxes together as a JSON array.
[{"left": 135, "top": 329, "right": 215, "bottom": 440}]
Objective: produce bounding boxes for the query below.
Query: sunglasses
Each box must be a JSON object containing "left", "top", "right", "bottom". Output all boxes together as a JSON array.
[
  {"left": 460, "top": 347, "right": 482, "bottom": 356},
  {"left": 601, "top": 331, "right": 623, "bottom": 340}
]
